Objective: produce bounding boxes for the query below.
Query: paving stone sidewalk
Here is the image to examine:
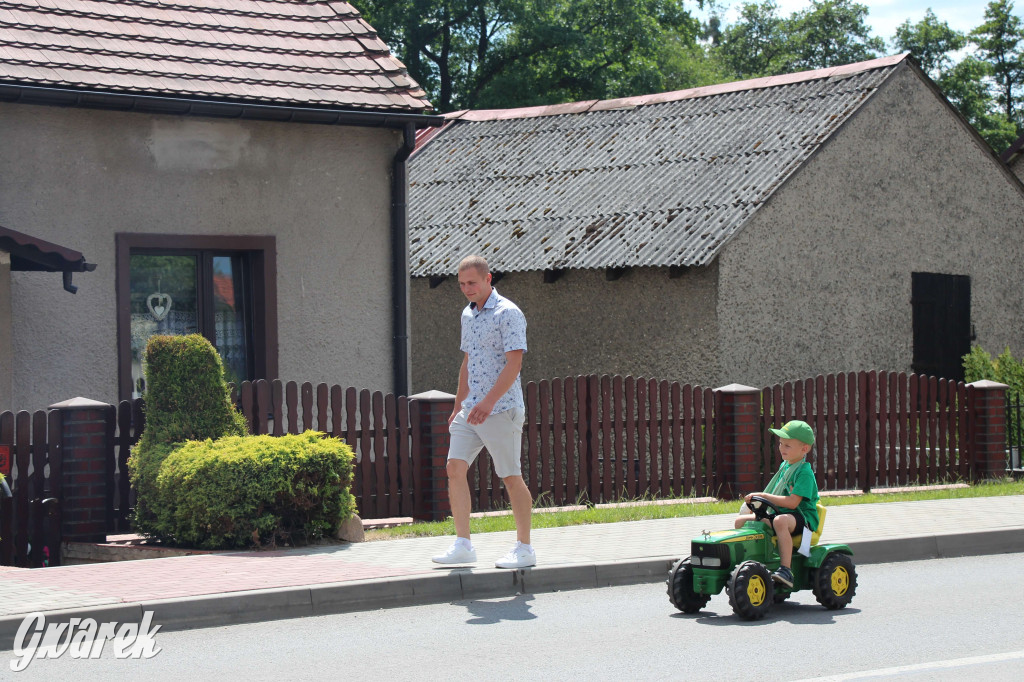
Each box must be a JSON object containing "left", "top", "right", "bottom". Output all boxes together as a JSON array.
[{"left": 1, "top": 496, "right": 1022, "bottom": 649}]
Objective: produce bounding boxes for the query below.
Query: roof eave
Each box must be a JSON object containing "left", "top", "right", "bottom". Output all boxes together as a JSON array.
[{"left": 0, "top": 83, "right": 445, "bottom": 130}]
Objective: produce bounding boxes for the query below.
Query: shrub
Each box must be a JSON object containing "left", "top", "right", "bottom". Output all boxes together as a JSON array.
[
  {"left": 129, "top": 334, "right": 248, "bottom": 535},
  {"left": 153, "top": 431, "right": 355, "bottom": 549}
]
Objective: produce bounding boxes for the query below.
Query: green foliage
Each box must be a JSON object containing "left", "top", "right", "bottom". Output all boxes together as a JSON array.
[
  {"left": 128, "top": 334, "right": 248, "bottom": 536},
  {"left": 715, "top": 1, "right": 792, "bottom": 78},
  {"left": 892, "top": 9, "right": 967, "bottom": 77},
  {"left": 787, "top": 0, "right": 884, "bottom": 70},
  {"left": 657, "top": 37, "right": 734, "bottom": 91},
  {"left": 152, "top": 432, "right": 355, "bottom": 549},
  {"left": 970, "top": 0, "right": 1024, "bottom": 123},
  {"left": 714, "top": 0, "right": 882, "bottom": 78},
  {"left": 964, "top": 345, "right": 1024, "bottom": 446},
  {"left": 352, "top": 0, "right": 704, "bottom": 111}
]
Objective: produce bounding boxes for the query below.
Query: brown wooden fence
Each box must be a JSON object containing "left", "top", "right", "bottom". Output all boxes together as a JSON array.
[
  {"left": 110, "top": 399, "right": 145, "bottom": 533},
  {"left": 507, "top": 376, "right": 718, "bottom": 508},
  {"left": 761, "top": 372, "right": 971, "bottom": 492},
  {"left": 1, "top": 370, "right": 1007, "bottom": 568},
  {"left": 0, "top": 409, "right": 63, "bottom": 568},
  {"left": 232, "top": 380, "right": 418, "bottom": 520}
]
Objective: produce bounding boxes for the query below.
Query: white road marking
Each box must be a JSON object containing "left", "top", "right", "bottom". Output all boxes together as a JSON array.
[{"left": 795, "top": 650, "right": 1024, "bottom": 680}]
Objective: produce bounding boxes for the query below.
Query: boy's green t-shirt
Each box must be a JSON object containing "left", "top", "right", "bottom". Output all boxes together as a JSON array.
[{"left": 765, "top": 459, "right": 820, "bottom": 531}]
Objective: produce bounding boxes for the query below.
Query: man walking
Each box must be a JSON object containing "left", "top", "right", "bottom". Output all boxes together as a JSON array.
[{"left": 431, "top": 255, "right": 535, "bottom": 569}]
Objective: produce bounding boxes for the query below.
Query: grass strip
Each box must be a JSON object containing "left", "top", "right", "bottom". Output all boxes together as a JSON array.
[{"left": 365, "top": 478, "right": 1024, "bottom": 541}]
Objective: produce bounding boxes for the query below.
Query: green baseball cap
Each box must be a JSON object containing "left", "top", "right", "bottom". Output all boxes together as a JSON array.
[{"left": 769, "top": 420, "right": 815, "bottom": 445}]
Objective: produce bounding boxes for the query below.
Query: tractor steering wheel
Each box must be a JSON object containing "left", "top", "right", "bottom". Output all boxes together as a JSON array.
[{"left": 745, "top": 495, "right": 781, "bottom": 523}]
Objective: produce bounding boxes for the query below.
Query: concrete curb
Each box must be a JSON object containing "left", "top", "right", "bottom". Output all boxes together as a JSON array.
[{"left": 2, "top": 528, "right": 1022, "bottom": 651}]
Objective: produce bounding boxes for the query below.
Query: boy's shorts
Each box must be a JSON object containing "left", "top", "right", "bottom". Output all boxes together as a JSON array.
[
  {"left": 776, "top": 510, "right": 806, "bottom": 537},
  {"left": 448, "top": 407, "right": 526, "bottom": 478}
]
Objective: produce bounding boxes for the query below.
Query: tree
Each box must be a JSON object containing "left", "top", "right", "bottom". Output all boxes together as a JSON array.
[
  {"left": 891, "top": 9, "right": 967, "bottom": 77},
  {"left": 970, "top": 0, "right": 1024, "bottom": 123},
  {"left": 352, "top": 0, "right": 704, "bottom": 112},
  {"left": 714, "top": 0, "right": 883, "bottom": 79},
  {"left": 658, "top": 36, "right": 733, "bottom": 91},
  {"left": 715, "top": 1, "right": 793, "bottom": 78},
  {"left": 940, "top": 56, "right": 1019, "bottom": 150},
  {"left": 891, "top": 9, "right": 1016, "bottom": 150},
  {"left": 788, "top": 0, "right": 884, "bottom": 70}
]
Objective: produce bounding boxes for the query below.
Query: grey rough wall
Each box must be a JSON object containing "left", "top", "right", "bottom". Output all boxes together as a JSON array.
[
  {"left": 1009, "top": 154, "right": 1024, "bottom": 183},
  {"left": 0, "top": 255, "right": 10, "bottom": 410},
  {"left": 0, "top": 103, "right": 401, "bottom": 409},
  {"left": 717, "top": 64, "right": 1024, "bottom": 388},
  {"left": 410, "top": 265, "right": 720, "bottom": 394}
]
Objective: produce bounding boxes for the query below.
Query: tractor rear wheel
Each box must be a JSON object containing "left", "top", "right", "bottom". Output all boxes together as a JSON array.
[
  {"left": 814, "top": 552, "right": 857, "bottom": 610},
  {"left": 727, "top": 561, "right": 774, "bottom": 620},
  {"left": 667, "top": 557, "right": 711, "bottom": 613}
]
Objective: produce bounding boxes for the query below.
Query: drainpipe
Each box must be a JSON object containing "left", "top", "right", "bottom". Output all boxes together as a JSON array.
[{"left": 391, "top": 123, "right": 416, "bottom": 395}]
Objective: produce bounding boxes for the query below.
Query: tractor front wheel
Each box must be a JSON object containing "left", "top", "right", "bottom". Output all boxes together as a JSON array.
[
  {"left": 727, "top": 561, "right": 774, "bottom": 620},
  {"left": 814, "top": 552, "right": 857, "bottom": 610},
  {"left": 667, "top": 557, "right": 711, "bottom": 613}
]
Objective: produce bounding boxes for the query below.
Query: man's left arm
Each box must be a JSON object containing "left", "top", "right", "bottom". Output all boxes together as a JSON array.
[{"left": 466, "top": 349, "right": 524, "bottom": 424}]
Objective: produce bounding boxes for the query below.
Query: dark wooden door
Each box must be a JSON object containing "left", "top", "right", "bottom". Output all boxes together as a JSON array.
[{"left": 911, "top": 272, "right": 971, "bottom": 381}]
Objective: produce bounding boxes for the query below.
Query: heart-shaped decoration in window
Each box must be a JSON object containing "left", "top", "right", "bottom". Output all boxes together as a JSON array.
[{"left": 147, "top": 292, "right": 173, "bottom": 321}]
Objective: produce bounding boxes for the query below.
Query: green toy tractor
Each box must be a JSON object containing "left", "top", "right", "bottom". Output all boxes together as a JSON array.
[{"left": 667, "top": 496, "right": 857, "bottom": 620}]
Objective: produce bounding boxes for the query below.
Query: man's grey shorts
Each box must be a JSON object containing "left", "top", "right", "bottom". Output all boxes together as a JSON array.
[{"left": 448, "top": 407, "right": 526, "bottom": 478}]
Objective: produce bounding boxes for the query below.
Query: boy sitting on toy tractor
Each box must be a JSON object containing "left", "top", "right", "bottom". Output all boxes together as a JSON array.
[
  {"left": 734, "top": 420, "right": 819, "bottom": 588},
  {"left": 667, "top": 419, "right": 856, "bottom": 620}
]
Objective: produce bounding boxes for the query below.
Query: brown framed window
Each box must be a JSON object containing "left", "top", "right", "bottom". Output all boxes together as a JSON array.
[{"left": 116, "top": 234, "right": 277, "bottom": 400}]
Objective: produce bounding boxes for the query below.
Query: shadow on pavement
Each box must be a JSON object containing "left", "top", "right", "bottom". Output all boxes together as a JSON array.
[{"left": 462, "top": 594, "right": 537, "bottom": 625}]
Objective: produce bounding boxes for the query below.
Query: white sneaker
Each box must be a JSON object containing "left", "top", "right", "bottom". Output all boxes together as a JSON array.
[
  {"left": 432, "top": 542, "right": 477, "bottom": 564},
  {"left": 495, "top": 541, "right": 536, "bottom": 569}
]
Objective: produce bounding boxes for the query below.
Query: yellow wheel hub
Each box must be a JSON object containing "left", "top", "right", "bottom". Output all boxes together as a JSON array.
[
  {"left": 830, "top": 566, "right": 849, "bottom": 596},
  {"left": 746, "top": 575, "right": 767, "bottom": 606}
]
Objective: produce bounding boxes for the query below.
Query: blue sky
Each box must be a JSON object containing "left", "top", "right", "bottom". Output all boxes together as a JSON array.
[{"left": 700, "top": 1, "right": 1024, "bottom": 47}]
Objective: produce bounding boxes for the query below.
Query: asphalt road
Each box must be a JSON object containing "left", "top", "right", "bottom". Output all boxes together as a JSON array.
[{"left": 3, "top": 553, "right": 1023, "bottom": 680}]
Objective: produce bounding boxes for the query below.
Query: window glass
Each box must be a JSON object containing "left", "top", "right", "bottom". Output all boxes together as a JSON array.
[
  {"left": 212, "top": 255, "right": 250, "bottom": 385},
  {"left": 128, "top": 252, "right": 253, "bottom": 397},
  {"left": 129, "top": 254, "right": 198, "bottom": 397}
]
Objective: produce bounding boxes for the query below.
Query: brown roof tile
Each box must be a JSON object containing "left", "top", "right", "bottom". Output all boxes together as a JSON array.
[{"left": 0, "top": 0, "right": 431, "bottom": 112}]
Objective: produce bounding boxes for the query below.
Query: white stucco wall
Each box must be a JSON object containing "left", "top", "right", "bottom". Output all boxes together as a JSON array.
[
  {"left": 410, "top": 265, "right": 721, "bottom": 394},
  {"left": 717, "top": 64, "right": 1024, "bottom": 387},
  {"left": 0, "top": 102, "right": 402, "bottom": 410}
]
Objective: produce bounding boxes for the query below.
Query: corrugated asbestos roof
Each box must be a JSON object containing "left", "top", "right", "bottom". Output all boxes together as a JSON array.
[
  {"left": 0, "top": 0, "right": 430, "bottom": 112},
  {"left": 409, "top": 55, "right": 907, "bottom": 276}
]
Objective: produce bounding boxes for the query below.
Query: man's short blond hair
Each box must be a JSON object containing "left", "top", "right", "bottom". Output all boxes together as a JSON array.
[{"left": 458, "top": 255, "right": 490, "bottom": 276}]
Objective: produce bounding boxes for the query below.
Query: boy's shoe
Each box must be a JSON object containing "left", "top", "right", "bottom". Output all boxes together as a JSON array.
[
  {"left": 494, "top": 541, "right": 536, "bottom": 569},
  {"left": 431, "top": 543, "right": 477, "bottom": 564},
  {"left": 772, "top": 565, "right": 794, "bottom": 588}
]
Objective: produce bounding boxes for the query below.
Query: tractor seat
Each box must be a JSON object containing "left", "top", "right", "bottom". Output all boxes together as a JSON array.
[{"left": 795, "top": 503, "right": 827, "bottom": 547}]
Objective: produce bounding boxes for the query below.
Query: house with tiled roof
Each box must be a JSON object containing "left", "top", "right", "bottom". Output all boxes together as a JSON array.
[
  {"left": 408, "top": 54, "right": 1024, "bottom": 391},
  {"left": 0, "top": 0, "right": 441, "bottom": 410}
]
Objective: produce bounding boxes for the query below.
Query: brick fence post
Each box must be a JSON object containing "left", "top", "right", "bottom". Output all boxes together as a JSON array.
[
  {"left": 714, "top": 384, "right": 762, "bottom": 500},
  {"left": 49, "top": 397, "right": 112, "bottom": 543},
  {"left": 409, "top": 390, "right": 456, "bottom": 521},
  {"left": 966, "top": 380, "right": 1008, "bottom": 481}
]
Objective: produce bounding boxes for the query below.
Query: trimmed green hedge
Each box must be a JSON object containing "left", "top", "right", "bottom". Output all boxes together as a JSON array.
[
  {"left": 129, "top": 334, "right": 248, "bottom": 536},
  {"left": 153, "top": 431, "right": 355, "bottom": 549}
]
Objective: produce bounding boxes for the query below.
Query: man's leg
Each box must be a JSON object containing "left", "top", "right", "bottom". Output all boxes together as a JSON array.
[
  {"left": 447, "top": 459, "right": 472, "bottom": 540},
  {"left": 502, "top": 475, "right": 532, "bottom": 544}
]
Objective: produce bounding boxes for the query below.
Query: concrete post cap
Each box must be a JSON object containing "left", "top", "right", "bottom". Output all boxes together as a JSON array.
[
  {"left": 967, "top": 380, "right": 1009, "bottom": 390},
  {"left": 714, "top": 383, "right": 760, "bottom": 394},
  {"left": 408, "top": 390, "right": 456, "bottom": 400},
  {"left": 48, "top": 396, "right": 112, "bottom": 410}
]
